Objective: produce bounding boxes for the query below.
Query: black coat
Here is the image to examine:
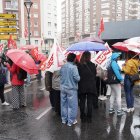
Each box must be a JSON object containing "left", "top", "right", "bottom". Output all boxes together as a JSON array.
[{"left": 78, "top": 61, "right": 97, "bottom": 94}]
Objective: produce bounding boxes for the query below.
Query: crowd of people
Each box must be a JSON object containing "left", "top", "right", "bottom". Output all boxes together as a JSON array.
[
  {"left": 44, "top": 51, "right": 140, "bottom": 127},
  {"left": 0, "top": 50, "right": 140, "bottom": 127}
]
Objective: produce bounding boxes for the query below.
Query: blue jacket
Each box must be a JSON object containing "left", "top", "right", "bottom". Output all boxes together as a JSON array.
[
  {"left": 111, "top": 53, "right": 123, "bottom": 82},
  {"left": 60, "top": 62, "right": 80, "bottom": 90}
]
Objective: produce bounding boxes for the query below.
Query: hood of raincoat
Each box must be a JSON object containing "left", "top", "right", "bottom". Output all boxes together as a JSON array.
[{"left": 111, "top": 52, "right": 121, "bottom": 61}]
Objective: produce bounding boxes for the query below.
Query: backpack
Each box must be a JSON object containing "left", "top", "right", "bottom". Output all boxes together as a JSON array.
[
  {"left": 17, "top": 68, "right": 27, "bottom": 81},
  {"left": 105, "top": 64, "right": 120, "bottom": 84}
]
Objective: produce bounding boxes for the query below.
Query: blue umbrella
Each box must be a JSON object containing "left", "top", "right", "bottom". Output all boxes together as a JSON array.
[{"left": 67, "top": 41, "right": 107, "bottom": 51}]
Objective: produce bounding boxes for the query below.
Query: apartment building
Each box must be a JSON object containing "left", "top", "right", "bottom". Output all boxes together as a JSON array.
[
  {"left": 2, "top": 0, "right": 21, "bottom": 42},
  {"left": 41, "top": 0, "right": 57, "bottom": 52},
  {"left": 0, "top": 0, "right": 57, "bottom": 52},
  {"left": 24, "top": 0, "right": 41, "bottom": 46},
  {"left": 61, "top": 0, "right": 140, "bottom": 47}
]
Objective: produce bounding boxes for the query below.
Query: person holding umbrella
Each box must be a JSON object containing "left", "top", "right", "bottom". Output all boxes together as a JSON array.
[
  {"left": 78, "top": 51, "right": 97, "bottom": 123},
  {"left": 6, "top": 59, "right": 26, "bottom": 110},
  {"left": 122, "top": 54, "right": 140, "bottom": 113}
]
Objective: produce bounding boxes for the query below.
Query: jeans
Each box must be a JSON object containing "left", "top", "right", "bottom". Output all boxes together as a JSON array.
[
  {"left": 124, "top": 75, "right": 134, "bottom": 108},
  {"left": 61, "top": 88, "right": 78, "bottom": 125}
]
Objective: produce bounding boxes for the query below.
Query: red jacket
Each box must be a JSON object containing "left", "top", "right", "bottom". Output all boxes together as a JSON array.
[{"left": 7, "top": 63, "right": 24, "bottom": 85}]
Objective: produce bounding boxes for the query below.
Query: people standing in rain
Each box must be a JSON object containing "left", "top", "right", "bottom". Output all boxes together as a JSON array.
[
  {"left": 96, "top": 65, "right": 107, "bottom": 101},
  {"left": 45, "top": 71, "right": 54, "bottom": 109},
  {"left": 60, "top": 53, "right": 80, "bottom": 126},
  {"left": 6, "top": 59, "right": 26, "bottom": 110},
  {"left": 78, "top": 51, "right": 97, "bottom": 123},
  {"left": 105, "top": 52, "right": 124, "bottom": 116},
  {"left": 52, "top": 70, "right": 61, "bottom": 115},
  {"left": 0, "top": 55, "right": 9, "bottom": 106},
  {"left": 122, "top": 54, "right": 140, "bottom": 113}
]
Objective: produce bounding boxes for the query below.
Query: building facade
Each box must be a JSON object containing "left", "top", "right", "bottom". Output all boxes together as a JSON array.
[
  {"left": 0, "top": 0, "right": 57, "bottom": 52},
  {"left": 41, "top": 0, "right": 57, "bottom": 53},
  {"left": 1, "top": 0, "right": 21, "bottom": 43},
  {"left": 61, "top": 0, "right": 140, "bottom": 47}
]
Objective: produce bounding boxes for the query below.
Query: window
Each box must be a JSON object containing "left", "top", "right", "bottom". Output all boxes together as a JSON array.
[
  {"left": 34, "top": 31, "right": 39, "bottom": 36},
  {"left": 54, "top": 23, "right": 57, "bottom": 29},
  {"left": 48, "top": 31, "right": 51, "bottom": 35},
  {"left": 6, "top": 2, "right": 11, "bottom": 8},
  {"left": 33, "top": 3, "right": 38, "bottom": 9},
  {"left": 35, "top": 40, "right": 38, "bottom": 44},
  {"left": 34, "top": 13, "right": 38, "bottom": 18},
  {"left": 34, "top": 21, "right": 38, "bottom": 27},
  {"left": 48, "top": 22, "right": 51, "bottom": 27}
]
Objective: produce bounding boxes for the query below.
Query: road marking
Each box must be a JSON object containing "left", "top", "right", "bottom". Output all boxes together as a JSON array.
[{"left": 36, "top": 107, "right": 51, "bottom": 120}]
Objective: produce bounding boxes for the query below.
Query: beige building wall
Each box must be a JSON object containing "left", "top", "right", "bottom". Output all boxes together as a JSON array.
[{"left": 61, "top": 0, "right": 140, "bottom": 47}]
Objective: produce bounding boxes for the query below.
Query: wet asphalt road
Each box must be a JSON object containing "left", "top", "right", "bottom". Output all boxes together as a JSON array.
[{"left": 0, "top": 79, "right": 140, "bottom": 140}]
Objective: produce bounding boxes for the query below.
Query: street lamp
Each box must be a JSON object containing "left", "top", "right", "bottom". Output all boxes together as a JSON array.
[{"left": 24, "top": 0, "right": 33, "bottom": 45}]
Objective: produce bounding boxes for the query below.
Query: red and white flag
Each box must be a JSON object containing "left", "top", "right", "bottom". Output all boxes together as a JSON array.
[
  {"left": 7, "top": 35, "right": 17, "bottom": 49},
  {"left": 98, "top": 17, "right": 104, "bottom": 37},
  {"left": 92, "top": 43, "right": 112, "bottom": 70},
  {"left": 45, "top": 40, "right": 65, "bottom": 72}
]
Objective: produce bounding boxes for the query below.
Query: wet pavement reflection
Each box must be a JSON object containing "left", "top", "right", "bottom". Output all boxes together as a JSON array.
[{"left": 0, "top": 79, "right": 140, "bottom": 140}]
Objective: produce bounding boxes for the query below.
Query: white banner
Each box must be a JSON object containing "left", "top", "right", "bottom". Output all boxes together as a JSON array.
[
  {"left": 92, "top": 43, "right": 112, "bottom": 70},
  {"left": 45, "top": 40, "right": 65, "bottom": 72}
]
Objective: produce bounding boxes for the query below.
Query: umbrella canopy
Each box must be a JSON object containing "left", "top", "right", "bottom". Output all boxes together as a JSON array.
[
  {"left": 20, "top": 45, "right": 38, "bottom": 50},
  {"left": 112, "top": 42, "right": 129, "bottom": 52},
  {"left": 124, "top": 37, "right": 140, "bottom": 46},
  {"left": 67, "top": 42, "right": 107, "bottom": 51},
  {"left": 112, "top": 42, "right": 140, "bottom": 53},
  {"left": 6, "top": 49, "right": 38, "bottom": 74},
  {"left": 80, "top": 37, "right": 105, "bottom": 44}
]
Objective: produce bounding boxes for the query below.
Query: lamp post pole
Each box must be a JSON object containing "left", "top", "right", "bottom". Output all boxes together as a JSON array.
[{"left": 24, "top": 1, "right": 33, "bottom": 45}]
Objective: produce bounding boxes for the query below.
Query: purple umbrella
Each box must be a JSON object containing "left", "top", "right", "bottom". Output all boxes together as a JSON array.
[
  {"left": 67, "top": 41, "right": 107, "bottom": 51},
  {"left": 80, "top": 37, "right": 105, "bottom": 44}
]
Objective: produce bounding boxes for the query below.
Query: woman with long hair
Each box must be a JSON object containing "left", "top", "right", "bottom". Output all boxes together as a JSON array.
[
  {"left": 78, "top": 51, "right": 97, "bottom": 123},
  {"left": 122, "top": 54, "right": 140, "bottom": 112}
]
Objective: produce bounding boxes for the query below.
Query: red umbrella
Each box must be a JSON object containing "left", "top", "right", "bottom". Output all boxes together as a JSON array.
[
  {"left": 124, "top": 37, "right": 140, "bottom": 46},
  {"left": 112, "top": 42, "right": 140, "bottom": 54},
  {"left": 20, "top": 45, "right": 38, "bottom": 50},
  {"left": 6, "top": 49, "right": 38, "bottom": 74},
  {"left": 112, "top": 42, "right": 129, "bottom": 52},
  {"left": 80, "top": 37, "right": 105, "bottom": 44}
]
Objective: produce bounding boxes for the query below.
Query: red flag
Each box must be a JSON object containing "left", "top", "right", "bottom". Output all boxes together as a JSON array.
[
  {"left": 39, "top": 58, "right": 48, "bottom": 70},
  {"left": 98, "top": 17, "right": 104, "bottom": 37},
  {"left": 30, "top": 47, "right": 39, "bottom": 60},
  {"left": 7, "top": 35, "right": 17, "bottom": 49},
  {"left": 24, "top": 27, "right": 28, "bottom": 38}
]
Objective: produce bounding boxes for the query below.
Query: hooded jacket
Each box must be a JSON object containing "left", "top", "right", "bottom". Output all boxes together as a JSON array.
[
  {"left": 122, "top": 58, "right": 140, "bottom": 84},
  {"left": 122, "top": 59, "right": 140, "bottom": 75},
  {"left": 111, "top": 52, "right": 123, "bottom": 82}
]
